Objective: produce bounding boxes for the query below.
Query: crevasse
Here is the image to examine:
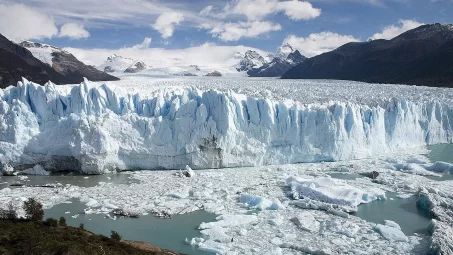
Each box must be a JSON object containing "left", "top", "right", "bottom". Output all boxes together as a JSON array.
[{"left": 0, "top": 78, "right": 452, "bottom": 173}]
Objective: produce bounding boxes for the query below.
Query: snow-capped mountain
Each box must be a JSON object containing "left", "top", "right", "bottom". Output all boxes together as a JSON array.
[
  {"left": 19, "top": 41, "right": 63, "bottom": 66},
  {"left": 101, "top": 54, "right": 136, "bottom": 73},
  {"left": 274, "top": 43, "right": 295, "bottom": 60},
  {"left": 14, "top": 40, "right": 118, "bottom": 84},
  {"left": 236, "top": 50, "right": 267, "bottom": 72},
  {"left": 248, "top": 44, "right": 306, "bottom": 77},
  {"left": 124, "top": 61, "right": 147, "bottom": 73}
]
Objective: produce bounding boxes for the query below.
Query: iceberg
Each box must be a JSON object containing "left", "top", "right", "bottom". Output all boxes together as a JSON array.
[{"left": 0, "top": 78, "right": 452, "bottom": 174}]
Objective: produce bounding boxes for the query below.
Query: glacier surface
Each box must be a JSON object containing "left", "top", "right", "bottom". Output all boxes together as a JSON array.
[{"left": 0, "top": 77, "right": 452, "bottom": 174}]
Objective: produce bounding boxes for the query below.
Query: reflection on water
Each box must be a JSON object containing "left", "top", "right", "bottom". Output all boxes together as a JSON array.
[{"left": 45, "top": 201, "right": 216, "bottom": 255}]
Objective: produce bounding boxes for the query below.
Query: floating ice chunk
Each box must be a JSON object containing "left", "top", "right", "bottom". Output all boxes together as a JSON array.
[
  {"left": 183, "top": 165, "right": 195, "bottom": 177},
  {"left": 290, "top": 212, "right": 320, "bottom": 232},
  {"left": 19, "top": 165, "right": 49, "bottom": 176},
  {"left": 84, "top": 198, "right": 100, "bottom": 207},
  {"left": 240, "top": 194, "right": 269, "bottom": 210},
  {"left": 0, "top": 188, "right": 11, "bottom": 193},
  {"left": 384, "top": 220, "right": 401, "bottom": 230},
  {"left": 199, "top": 214, "right": 258, "bottom": 229},
  {"left": 394, "top": 163, "right": 440, "bottom": 176},
  {"left": 326, "top": 220, "right": 360, "bottom": 237},
  {"left": 375, "top": 224, "right": 408, "bottom": 242},
  {"left": 200, "top": 226, "right": 231, "bottom": 243},
  {"left": 194, "top": 239, "right": 228, "bottom": 254},
  {"left": 423, "top": 161, "right": 453, "bottom": 174},
  {"left": 268, "top": 214, "right": 283, "bottom": 226},
  {"left": 286, "top": 176, "right": 385, "bottom": 210}
]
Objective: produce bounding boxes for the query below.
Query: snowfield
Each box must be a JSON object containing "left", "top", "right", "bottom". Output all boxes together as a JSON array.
[{"left": 0, "top": 76, "right": 452, "bottom": 173}]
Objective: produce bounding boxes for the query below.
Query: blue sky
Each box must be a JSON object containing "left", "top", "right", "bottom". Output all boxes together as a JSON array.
[{"left": 0, "top": 0, "right": 452, "bottom": 59}]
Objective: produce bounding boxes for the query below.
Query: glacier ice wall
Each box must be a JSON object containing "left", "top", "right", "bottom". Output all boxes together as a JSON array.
[{"left": 0, "top": 78, "right": 452, "bottom": 173}]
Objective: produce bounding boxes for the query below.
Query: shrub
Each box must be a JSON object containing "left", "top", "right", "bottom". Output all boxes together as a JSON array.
[
  {"left": 79, "top": 223, "right": 84, "bottom": 230},
  {"left": 6, "top": 202, "right": 17, "bottom": 220},
  {"left": 59, "top": 217, "right": 67, "bottom": 227},
  {"left": 110, "top": 230, "right": 121, "bottom": 241},
  {"left": 23, "top": 198, "right": 44, "bottom": 221},
  {"left": 44, "top": 218, "right": 58, "bottom": 227}
]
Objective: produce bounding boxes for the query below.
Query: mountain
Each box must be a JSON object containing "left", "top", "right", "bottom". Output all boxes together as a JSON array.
[
  {"left": 124, "top": 61, "right": 147, "bottom": 73},
  {"left": 236, "top": 50, "right": 267, "bottom": 72},
  {"left": 282, "top": 23, "right": 453, "bottom": 88},
  {"left": 19, "top": 41, "right": 119, "bottom": 84},
  {"left": 0, "top": 34, "right": 66, "bottom": 88},
  {"left": 248, "top": 45, "right": 306, "bottom": 77},
  {"left": 101, "top": 54, "right": 136, "bottom": 73}
]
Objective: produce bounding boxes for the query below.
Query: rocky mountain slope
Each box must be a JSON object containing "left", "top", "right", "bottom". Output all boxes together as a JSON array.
[
  {"left": 282, "top": 23, "right": 453, "bottom": 87},
  {"left": 247, "top": 44, "right": 306, "bottom": 77},
  {"left": 20, "top": 41, "right": 119, "bottom": 84}
]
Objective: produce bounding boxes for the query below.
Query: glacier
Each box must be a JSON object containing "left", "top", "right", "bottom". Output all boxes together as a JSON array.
[{"left": 0, "top": 77, "right": 452, "bottom": 174}]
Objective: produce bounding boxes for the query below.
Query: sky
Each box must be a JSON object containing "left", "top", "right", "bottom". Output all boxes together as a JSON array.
[{"left": 0, "top": 0, "right": 452, "bottom": 67}]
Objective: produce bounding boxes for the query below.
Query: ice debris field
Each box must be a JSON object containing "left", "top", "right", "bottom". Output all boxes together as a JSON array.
[{"left": 1, "top": 76, "right": 453, "bottom": 254}]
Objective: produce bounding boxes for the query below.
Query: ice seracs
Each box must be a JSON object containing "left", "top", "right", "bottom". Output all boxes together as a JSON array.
[{"left": 0, "top": 77, "right": 453, "bottom": 174}]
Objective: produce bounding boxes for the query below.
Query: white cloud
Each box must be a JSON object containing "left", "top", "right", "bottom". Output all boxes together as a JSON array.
[
  {"left": 369, "top": 19, "right": 424, "bottom": 40},
  {"left": 276, "top": 0, "right": 322, "bottom": 20},
  {"left": 208, "top": 21, "right": 282, "bottom": 41},
  {"left": 59, "top": 23, "right": 90, "bottom": 39},
  {"left": 0, "top": 4, "right": 58, "bottom": 41},
  {"left": 283, "top": 32, "right": 360, "bottom": 57},
  {"left": 231, "top": 0, "right": 320, "bottom": 21},
  {"left": 152, "top": 12, "right": 184, "bottom": 38},
  {"left": 131, "top": 37, "right": 152, "bottom": 49},
  {"left": 64, "top": 43, "right": 269, "bottom": 69},
  {"left": 199, "top": 5, "right": 214, "bottom": 16}
]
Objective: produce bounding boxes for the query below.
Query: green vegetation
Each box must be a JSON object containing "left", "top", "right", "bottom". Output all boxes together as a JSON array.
[
  {"left": 59, "top": 216, "right": 67, "bottom": 227},
  {"left": 0, "top": 219, "right": 171, "bottom": 255},
  {"left": 0, "top": 199, "right": 175, "bottom": 255},
  {"left": 111, "top": 230, "right": 122, "bottom": 241},
  {"left": 23, "top": 198, "right": 44, "bottom": 221}
]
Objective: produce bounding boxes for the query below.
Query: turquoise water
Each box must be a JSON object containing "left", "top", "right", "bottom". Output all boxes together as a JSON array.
[
  {"left": 1, "top": 173, "right": 216, "bottom": 255},
  {"left": 427, "top": 144, "right": 453, "bottom": 164},
  {"left": 45, "top": 201, "right": 216, "bottom": 255},
  {"left": 426, "top": 143, "right": 453, "bottom": 181},
  {"left": 353, "top": 193, "right": 431, "bottom": 236},
  {"left": 0, "top": 172, "right": 137, "bottom": 190},
  {"left": 329, "top": 172, "right": 432, "bottom": 236}
]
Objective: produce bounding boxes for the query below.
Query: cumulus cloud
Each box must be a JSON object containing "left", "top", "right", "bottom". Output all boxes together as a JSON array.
[
  {"left": 207, "top": 21, "right": 281, "bottom": 41},
  {"left": 0, "top": 4, "right": 58, "bottom": 41},
  {"left": 152, "top": 12, "right": 184, "bottom": 38},
  {"left": 59, "top": 23, "right": 90, "bottom": 39},
  {"left": 283, "top": 32, "right": 360, "bottom": 57},
  {"left": 131, "top": 37, "right": 152, "bottom": 49},
  {"left": 231, "top": 0, "right": 321, "bottom": 21},
  {"left": 369, "top": 19, "right": 424, "bottom": 40},
  {"left": 276, "top": 0, "right": 322, "bottom": 20}
]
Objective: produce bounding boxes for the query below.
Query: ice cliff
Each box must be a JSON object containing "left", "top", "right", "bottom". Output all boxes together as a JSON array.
[{"left": 0, "top": 78, "right": 452, "bottom": 174}]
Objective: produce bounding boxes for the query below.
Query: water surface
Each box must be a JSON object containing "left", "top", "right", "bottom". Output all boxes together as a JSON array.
[
  {"left": 45, "top": 201, "right": 216, "bottom": 255},
  {"left": 353, "top": 192, "right": 431, "bottom": 236}
]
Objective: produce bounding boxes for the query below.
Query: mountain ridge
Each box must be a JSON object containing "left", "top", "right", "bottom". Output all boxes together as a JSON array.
[{"left": 282, "top": 23, "right": 453, "bottom": 87}]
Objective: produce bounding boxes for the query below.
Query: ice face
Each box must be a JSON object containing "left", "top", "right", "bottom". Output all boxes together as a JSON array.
[{"left": 0, "top": 77, "right": 452, "bottom": 174}]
